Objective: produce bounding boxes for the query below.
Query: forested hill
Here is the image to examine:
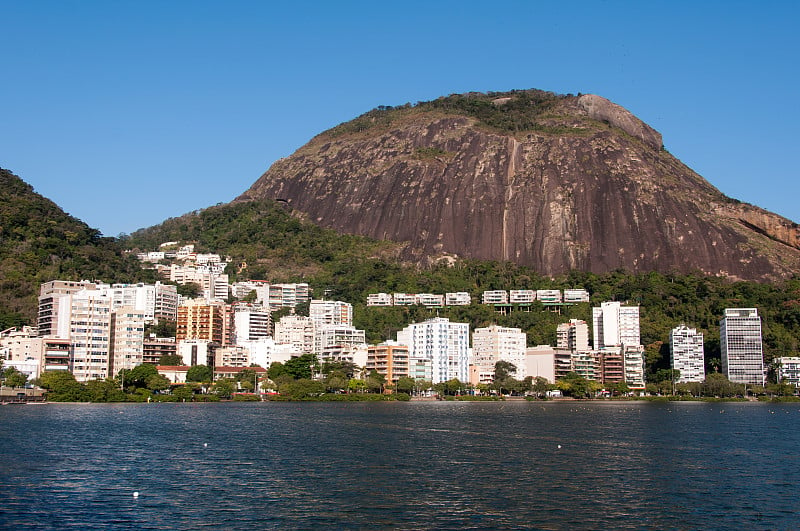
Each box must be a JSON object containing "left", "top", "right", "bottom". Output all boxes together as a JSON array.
[
  {"left": 128, "top": 199, "right": 800, "bottom": 375},
  {"left": 0, "top": 168, "right": 152, "bottom": 329}
]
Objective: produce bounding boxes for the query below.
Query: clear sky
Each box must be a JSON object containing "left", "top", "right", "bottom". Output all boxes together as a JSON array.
[{"left": 2, "top": 1, "right": 798, "bottom": 237}]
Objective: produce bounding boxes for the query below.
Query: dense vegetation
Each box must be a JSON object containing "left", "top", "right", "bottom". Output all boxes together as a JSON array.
[
  {"left": 0, "top": 168, "right": 155, "bottom": 329},
  {"left": 320, "top": 89, "right": 573, "bottom": 138},
  {"left": 126, "top": 198, "right": 800, "bottom": 381},
  {"left": 125, "top": 199, "right": 399, "bottom": 282}
]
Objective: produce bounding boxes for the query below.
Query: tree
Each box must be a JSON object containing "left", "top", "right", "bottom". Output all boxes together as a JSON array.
[
  {"left": 213, "top": 378, "right": 236, "bottom": 398},
  {"left": 557, "top": 372, "right": 598, "bottom": 398},
  {"left": 365, "top": 370, "right": 386, "bottom": 393},
  {"left": 348, "top": 378, "right": 366, "bottom": 393},
  {"left": 3, "top": 367, "right": 28, "bottom": 388},
  {"left": 283, "top": 354, "right": 315, "bottom": 380},
  {"left": 36, "top": 371, "right": 86, "bottom": 401},
  {"left": 605, "top": 381, "right": 630, "bottom": 397},
  {"left": 176, "top": 282, "right": 202, "bottom": 298},
  {"left": 494, "top": 360, "right": 517, "bottom": 381},
  {"left": 158, "top": 354, "right": 183, "bottom": 366},
  {"left": 146, "top": 374, "right": 171, "bottom": 392},
  {"left": 173, "top": 384, "right": 195, "bottom": 401},
  {"left": 145, "top": 320, "right": 177, "bottom": 338},
  {"left": 320, "top": 360, "right": 359, "bottom": 379},
  {"left": 396, "top": 376, "right": 416, "bottom": 394},
  {"left": 119, "top": 364, "right": 159, "bottom": 390},
  {"left": 86, "top": 379, "right": 126, "bottom": 402},
  {"left": 267, "top": 362, "right": 287, "bottom": 380},
  {"left": 236, "top": 368, "right": 258, "bottom": 389},
  {"left": 702, "top": 373, "right": 744, "bottom": 397},
  {"left": 186, "top": 364, "right": 213, "bottom": 383},
  {"left": 324, "top": 373, "right": 348, "bottom": 393},
  {"left": 284, "top": 378, "right": 325, "bottom": 399},
  {"left": 532, "top": 376, "right": 551, "bottom": 398}
]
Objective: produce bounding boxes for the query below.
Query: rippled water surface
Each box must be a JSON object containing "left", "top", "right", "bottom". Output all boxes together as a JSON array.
[{"left": 1, "top": 401, "right": 798, "bottom": 530}]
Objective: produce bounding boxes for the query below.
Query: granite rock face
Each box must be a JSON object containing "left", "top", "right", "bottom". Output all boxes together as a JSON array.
[{"left": 238, "top": 91, "right": 800, "bottom": 281}]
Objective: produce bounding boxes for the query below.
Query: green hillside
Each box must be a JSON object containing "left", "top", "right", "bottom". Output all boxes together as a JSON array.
[{"left": 0, "top": 168, "right": 154, "bottom": 328}]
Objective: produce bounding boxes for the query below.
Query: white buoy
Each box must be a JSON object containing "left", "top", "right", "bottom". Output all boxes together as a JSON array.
[
  {"left": 557, "top": 444, "right": 562, "bottom": 449},
  {"left": 133, "top": 491, "right": 139, "bottom": 498},
  {"left": 204, "top": 443, "right": 208, "bottom": 447}
]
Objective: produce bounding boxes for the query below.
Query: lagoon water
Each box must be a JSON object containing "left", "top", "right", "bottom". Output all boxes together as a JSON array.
[{"left": 1, "top": 401, "right": 798, "bottom": 530}]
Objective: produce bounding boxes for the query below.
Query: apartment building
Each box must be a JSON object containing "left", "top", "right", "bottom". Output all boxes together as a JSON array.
[
  {"left": 37, "top": 280, "right": 98, "bottom": 337},
  {"left": 310, "top": 299, "right": 353, "bottom": 328},
  {"left": 109, "top": 306, "right": 146, "bottom": 376},
  {"left": 176, "top": 299, "right": 231, "bottom": 346},
  {"left": 69, "top": 288, "right": 112, "bottom": 382},
  {"left": 273, "top": 315, "right": 315, "bottom": 355},
  {"left": 592, "top": 301, "right": 640, "bottom": 349},
  {"left": 482, "top": 290, "right": 509, "bottom": 305},
  {"left": 367, "top": 293, "right": 393, "bottom": 306},
  {"left": 536, "top": 290, "right": 562, "bottom": 303},
  {"left": 396, "top": 318, "right": 470, "bottom": 384},
  {"left": 142, "top": 337, "right": 177, "bottom": 365},
  {"left": 268, "top": 283, "right": 309, "bottom": 311},
  {"left": 776, "top": 357, "right": 800, "bottom": 388},
  {"left": 445, "top": 292, "right": 471, "bottom": 306},
  {"left": 670, "top": 324, "right": 705, "bottom": 382},
  {"left": 472, "top": 325, "right": 527, "bottom": 380},
  {"left": 232, "top": 303, "right": 272, "bottom": 344},
  {"left": 721, "top": 308, "right": 764, "bottom": 385},
  {"left": 509, "top": 290, "right": 535, "bottom": 304},
  {"left": 366, "top": 342, "right": 410, "bottom": 385},
  {"left": 314, "top": 325, "right": 366, "bottom": 355},
  {"left": 556, "top": 319, "right": 590, "bottom": 352}
]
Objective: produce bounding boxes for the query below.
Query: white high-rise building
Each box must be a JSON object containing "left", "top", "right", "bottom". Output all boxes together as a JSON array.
[
  {"left": 310, "top": 299, "right": 353, "bottom": 328},
  {"left": 472, "top": 325, "right": 527, "bottom": 380},
  {"left": 268, "top": 283, "right": 310, "bottom": 311},
  {"left": 232, "top": 303, "right": 272, "bottom": 344},
  {"left": 240, "top": 338, "right": 296, "bottom": 369},
  {"left": 556, "top": 319, "right": 590, "bottom": 352},
  {"left": 592, "top": 302, "right": 640, "bottom": 349},
  {"left": 720, "top": 308, "right": 764, "bottom": 385},
  {"left": 314, "top": 325, "right": 366, "bottom": 355},
  {"left": 274, "top": 315, "right": 315, "bottom": 354},
  {"left": 397, "top": 318, "right": 470, "bottom": 384},
  {"left": 102, "top": 282, "right": 178, "bottom": 323},
  {"left": 670, "top": 325, "right": 705, "bottom": 383},
  {"left": 109, "top": 306, "right": 146, "bottom": 376},
  {"left": 38, "top": 280, "right": 98, "bottom": 337},
  {"left": 69, "top": 289, "right": 112, "bottom": 382},
  {"left": 623, "top": 345, "right": 646, "bottom": 390}
]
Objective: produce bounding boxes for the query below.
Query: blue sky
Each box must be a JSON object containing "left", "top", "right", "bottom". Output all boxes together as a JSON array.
[{"left": 2, "top": 1, "right": 798, "bottom": 237}]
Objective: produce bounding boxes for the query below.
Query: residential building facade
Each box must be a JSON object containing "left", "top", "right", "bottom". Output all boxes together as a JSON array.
[
  {"left": 396, "top": 318, "right": 470, "bottom": 384},
  {"left": 720, "top": 308, "right": 764, "bottom": 385},
  {"left": 670, "top": 324, "right": 705, "bottom": 382}
]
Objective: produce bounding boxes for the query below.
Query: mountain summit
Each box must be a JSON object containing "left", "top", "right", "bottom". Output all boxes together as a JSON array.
[{"left": 238, "top": 89, "right": 800, "bottom": 281}]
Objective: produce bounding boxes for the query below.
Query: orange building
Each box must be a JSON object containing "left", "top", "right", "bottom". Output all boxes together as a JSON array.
[
  {"left": 366, "top": 343, "right": 410, "bottom": 385},
  {"left": 176, "top": 299, "right": 231, "bottom": 346}
]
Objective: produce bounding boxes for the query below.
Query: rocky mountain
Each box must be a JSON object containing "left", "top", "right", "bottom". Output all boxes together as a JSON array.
[
  {"left": 237, "top": 90, "right": 800, "bottom": 282},
  {"left": 0, "top": 168, "right": 150, "bottom": 328}
]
